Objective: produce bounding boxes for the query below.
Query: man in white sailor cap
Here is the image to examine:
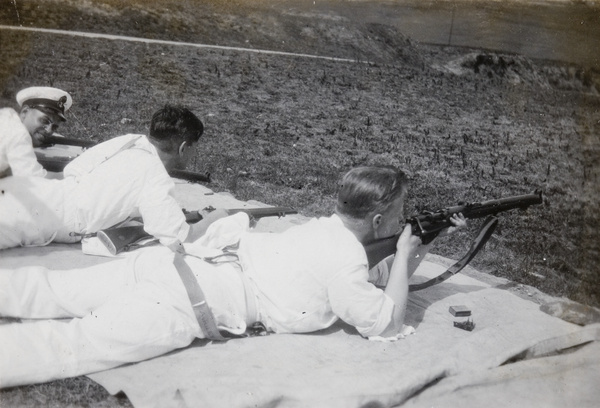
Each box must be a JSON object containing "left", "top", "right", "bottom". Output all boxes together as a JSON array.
[{"left": 0, "top": 86, "right": 72, "bottom": 178}]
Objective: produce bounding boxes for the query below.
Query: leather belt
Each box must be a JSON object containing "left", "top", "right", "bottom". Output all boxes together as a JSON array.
[
  {"left": 236, "top": 263, "right": 259, "bottom": 326},
  {"left": 173, "top": 253, "right": 262, "bottom": 340},
  {"left": 173, "top": 253, "right": 227, "bottom": 341}
]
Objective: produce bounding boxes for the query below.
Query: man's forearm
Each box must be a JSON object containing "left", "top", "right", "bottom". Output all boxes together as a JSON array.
[
  {"left": 407, "top": 243, "right": 434, "bottom": 277},
  {"left": 379, "top": 241, "right": 432, "bottom": 336},
  {"left": 378, "top": 264, "right": 408, "bottom": 337},
  {"left": 379, "top": 252, "right": 410, "bottom": 335}
]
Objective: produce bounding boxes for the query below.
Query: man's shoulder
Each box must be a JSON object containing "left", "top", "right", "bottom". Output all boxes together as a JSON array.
[
  {"left": 0, "top": 108, "right": 29, "bottom": 142},
  {"left": 115, "top": 133, "right": 147, "bottom": 140},
  {"left": 97, "top": 133, "right": 146, "bottom": 146},
  {"left": 300, "top": 215, "right": 363, "bottom": 249},
  {"left": 80, "top": 134, "right": 148, "bottom": 156},
  {"left": 0, "top": 107, "right": 20, "bottom": 121},
  {"left": 320, "top": 215, "right": 366, "bottom": 256},
  {"left": 64, "top": 134, "right": 150, "bottom": 176}
]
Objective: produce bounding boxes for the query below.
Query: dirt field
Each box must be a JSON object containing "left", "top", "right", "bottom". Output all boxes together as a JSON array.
[{"left": 0, "top": 1, "right": 599, "bottom": 404}]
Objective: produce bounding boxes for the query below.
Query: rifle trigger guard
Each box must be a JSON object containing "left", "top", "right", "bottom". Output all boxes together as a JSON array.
[{"left": 413, "top": 217, "right": 425, "bottom": 236}]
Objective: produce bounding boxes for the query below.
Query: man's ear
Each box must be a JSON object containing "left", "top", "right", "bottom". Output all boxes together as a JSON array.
[
  {"left": 372, "top": 213, "right": 383, "bottom": 231},
  {"left": 178, "top": 141, "right": 187, "bottom": 157},
  {"left": 19, "top": 106, "right": 30, "bottom": 120}
]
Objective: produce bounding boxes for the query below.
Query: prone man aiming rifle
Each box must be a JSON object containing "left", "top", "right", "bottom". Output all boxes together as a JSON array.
[
  {"left": 365, "top": 191, "right": 543, "bottom": 291},
  {"left": 34, "top": 135, "right": 212, "bottom": 183}
]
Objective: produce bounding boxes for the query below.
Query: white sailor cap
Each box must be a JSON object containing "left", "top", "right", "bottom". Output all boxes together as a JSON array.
[{"left": 16, "top": 86, "right": 73, "bottom": 121}]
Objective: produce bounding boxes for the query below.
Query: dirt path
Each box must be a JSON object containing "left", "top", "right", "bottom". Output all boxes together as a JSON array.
[
  {"left": 0, "top": 24, "right": 362, "bottom": 63},
  {"left": 275, "top": 0, "right": 600, "bottom": 69}
]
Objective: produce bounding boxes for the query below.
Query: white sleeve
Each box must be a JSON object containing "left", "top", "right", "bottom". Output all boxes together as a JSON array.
[
  {"left": 138, "top": 161, "right": 189, "bottom": 246},
  {"left": 327, "top": 263, "right": 396, "bottom": 338},
  {"left": 5, "top": 115, "right": 46, "bottom": 178}
]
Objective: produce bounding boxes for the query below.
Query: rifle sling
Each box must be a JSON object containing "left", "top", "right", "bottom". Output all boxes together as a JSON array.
[
  {"left": 409, "top": 215, "right": 499, "bottom": 292},
  {"left": 173, "top": 254, "right": 228, "bottom": 341}
]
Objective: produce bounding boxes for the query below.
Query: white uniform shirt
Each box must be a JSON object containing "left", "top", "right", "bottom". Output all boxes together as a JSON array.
[
  {"left": 63, "top": 134, "right": 189, "bottom": 246},
  {"left": 0, "top": 108, "right": 47, "bottom": 178},
  {"left": 238, "top": 214, "right": 396, "bottom": 338}
]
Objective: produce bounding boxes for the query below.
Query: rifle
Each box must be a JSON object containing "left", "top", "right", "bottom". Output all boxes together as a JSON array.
[
  {"left": 168, "top": 168, "right": 212, "bottom": 183},
  {"left": 365, "top": 191, "right": 543, "bottom": 273},
  {"left": 35, "top": 149, "right": 75, "bottom": 172},
  {"left": 97, "top": 206, "right": 298, "bottom": 255},
  {"left": 35, "top": 135, "right": 98, "bottom": 172},
  {"left": 38, "top": 134, "right": 99, "bottom": 148}
]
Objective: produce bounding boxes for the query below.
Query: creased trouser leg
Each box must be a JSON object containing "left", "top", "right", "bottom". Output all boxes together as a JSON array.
[
  {"left": 0, "top": 176, "right": 66, "bottom": 249},
  {"left": 0, "top": 248, "right": 200, "bottom": 388},
  {"left": 0, "top": 258, "right": 136, "bottom": 319}
]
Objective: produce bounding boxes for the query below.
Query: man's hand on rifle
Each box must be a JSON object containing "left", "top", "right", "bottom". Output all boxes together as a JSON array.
[
  {"left": 395, "top": 224, "right": 423, "bottom": 260},
  {"left": 437, "top": 213, "right": 468, "bottom": 238},
  {"left": 185, "top": 208, "right": 230, "bottom": 242},
  {"left": 392, "top": 213, "right": 467, "bottom": 278}
]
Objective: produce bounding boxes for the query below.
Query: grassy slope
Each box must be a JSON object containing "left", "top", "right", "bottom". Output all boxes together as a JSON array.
[
  {"left": 3, "top": 0, "right": 597, "bottom": 302},
  {"left": 0, "top": 0, "right": 599, "bottom": 405}
]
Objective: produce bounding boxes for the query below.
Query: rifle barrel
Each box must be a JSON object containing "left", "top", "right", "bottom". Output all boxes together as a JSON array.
[
  {"left": 168, "top": 169, "right": 211, "bottom": 183},
  {"left": 226, "top": 207, "right": 298, "bottom": 218},
  {"left": 408, "top": 191, "right": 542, "bottom": 235},
  {"left": 442, "top": 191, "right": 543, "bottom": 219},
  {"left": 40, "top": 135, "right": 98, "bottom": 148}
]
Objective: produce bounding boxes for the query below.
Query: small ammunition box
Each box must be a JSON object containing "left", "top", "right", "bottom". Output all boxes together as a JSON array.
[
  {"left": 454, "top": 319, "right": 475, "bottom": 331},
  {"left": 449, "top": 305, "right": 471, "bottom": 317}
]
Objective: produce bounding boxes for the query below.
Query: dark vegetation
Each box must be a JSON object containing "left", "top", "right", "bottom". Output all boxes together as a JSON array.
[{"left": 1, "top": 0, "right": 599, "bottom": 406}]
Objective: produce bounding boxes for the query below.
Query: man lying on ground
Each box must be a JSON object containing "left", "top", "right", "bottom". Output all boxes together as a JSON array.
[
  {"left": 0, "top": 86, "right": 73, "bottom": 178},
  {"left": 0, "top": 104, "right": 222, "bottom": 252},
  {"left": 0, "top": 166, "right": 465, "bottom": 388}
]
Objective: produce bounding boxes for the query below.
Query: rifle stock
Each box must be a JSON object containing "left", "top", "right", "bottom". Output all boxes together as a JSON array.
[
  {"left": 365, "top": 191, "right": 543, "bottom": 268},
  {"left": 97, "top": 226, "right": 151, "bottom": 255},
  {"left": 97, "top": 206, "right": 297, "bottom": 255},
  {"left": 35, "top": 152, "right": 72, "bottom": 172}
]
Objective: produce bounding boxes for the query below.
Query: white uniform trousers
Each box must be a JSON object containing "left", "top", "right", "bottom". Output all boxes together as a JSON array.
[
  {"left": 0, "top": 176, "right": 80, "bottom": 249},
  {"left": 0, "top": 247, "right": 249, "bottom": 388}
]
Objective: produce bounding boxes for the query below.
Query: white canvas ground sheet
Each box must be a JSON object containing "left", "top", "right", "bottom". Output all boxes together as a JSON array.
[
  {"left": 2, "top": 180, "right": 598, "bottom": 407},
  {"left": 403, "top": 338, "right": 600, "bottom": 408},
  {"left": 85, "top": 263, "right": 599, "bottom": 408}
]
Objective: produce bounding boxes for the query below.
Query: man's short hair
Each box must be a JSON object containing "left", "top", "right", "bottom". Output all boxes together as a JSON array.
[
  {"left": 149, "top": 105, "right": 204, "bottom": 151},
  {"left": 336, "top": 166, "right": 408, "bottom": 219}
]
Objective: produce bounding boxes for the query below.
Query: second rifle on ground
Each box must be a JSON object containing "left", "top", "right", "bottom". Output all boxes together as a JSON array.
[{"left": 97, "top": 206, "right": 298, "bottom": 255}]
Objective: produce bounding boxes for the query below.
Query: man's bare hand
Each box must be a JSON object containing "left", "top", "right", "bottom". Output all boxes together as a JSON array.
[
  {"left": 395, "top": 224, "right": 422, "bottom": 259},
  {"left": 437, "top": 213, "right": 467, "bottom": 238}
]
